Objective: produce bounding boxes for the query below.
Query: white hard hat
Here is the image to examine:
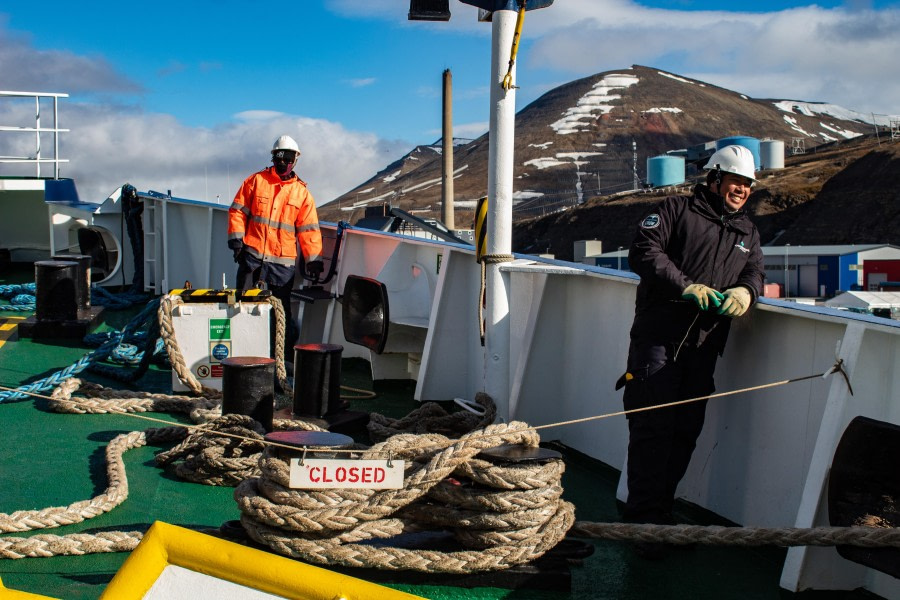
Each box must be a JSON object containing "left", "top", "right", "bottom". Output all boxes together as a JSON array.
[
  {"left": 703, "top": 145, "right": 756, "bottom": 182},
  {"left": 272, "top": 135, "right": 300, "bottom": 155}
]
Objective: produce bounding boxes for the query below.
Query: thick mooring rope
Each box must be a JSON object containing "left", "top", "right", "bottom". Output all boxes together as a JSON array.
[
  {"left": 570, "top": 521, "right": 900, "bottom": 548},
  {"left": 235, "top": 420, "right": 576, "bottom": 573},
  {"left": 154, "top": 413, "right": 331, "bottom": 486},
  {"left": 4, "top": 380, "right": 900, "bottom": 564},
  {"left": 3, "top": 295, "right": 899, "bottom": 570},
  {"left": 367, "top": 391, "right": 497, "bottom": 443},
  {"left": 0, "top": 425, "right": 184, "bottom": 558}
]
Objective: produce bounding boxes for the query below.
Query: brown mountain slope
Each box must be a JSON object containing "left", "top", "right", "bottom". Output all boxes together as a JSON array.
[
  {"left": 512, "top": 134, "right": 900, "bottom": 261},
  {"left": 318, "top": 64, "right": 874, "bottom": 226}
]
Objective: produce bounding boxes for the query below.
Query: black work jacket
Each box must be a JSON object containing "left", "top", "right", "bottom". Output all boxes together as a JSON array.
[{"left": 628, "top": 184, "right": 764, "bottom": 354}]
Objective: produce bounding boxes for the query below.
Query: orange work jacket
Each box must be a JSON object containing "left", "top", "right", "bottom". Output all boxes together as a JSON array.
[{"left": 228, "top": 167, "right": 322, "bottom": 267}]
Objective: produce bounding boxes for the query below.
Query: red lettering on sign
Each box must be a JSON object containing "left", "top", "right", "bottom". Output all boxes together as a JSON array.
[
  {"left": 349, "top": 467, "right": 360, "bottom": 483},
  {"left": 309, "top": 466, "right": 320, "bottom": 482},
  {"left": 362, "top": 467, "right": 371, "bottom": 483},
  {"left": 374, "top": 468, "right": 385, "bottom": 483},
  {"left": 336, "top": 467, "right": 347, "bottom": 482}
]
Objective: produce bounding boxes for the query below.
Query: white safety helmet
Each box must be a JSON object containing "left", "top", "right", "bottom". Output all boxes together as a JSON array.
[
  {"left": 271, "top": 135, "right": 301, "bottom": 156},
  {"left": 703, "top": 145, "right": 756, "bottom": 183}
]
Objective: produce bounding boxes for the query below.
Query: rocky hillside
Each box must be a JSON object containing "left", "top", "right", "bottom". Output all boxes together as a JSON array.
[
  {"left": 317, "top": 64, "right": 877, "bottom": 228},
  {"left": 512, "top": 133, "right": 900, "bottom": 261}
]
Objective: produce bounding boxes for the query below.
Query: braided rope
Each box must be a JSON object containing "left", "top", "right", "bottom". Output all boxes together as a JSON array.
[
  {"left": 367, "top": 392, "right": 496, "bottom": 443},
  {"left": 267, "top": 296, "right": 292, "bottom": 395},
  {"left": 4, "top": 386, "right": 900, "bottom": 563},
  {"left": 235, "top": 420, "right": 577, "bottom": 573},
  {"left": 0, "top": 298, "right": 162, "bottom": 403},
  {"left": 0, "top": 430, "right": 146, "bottom": 534},
  {"left": 0, "top": 424, "right": 185, "bottom": 559},
  {"left": 0, "top": 531, "right": 143, "bottom": 559},
  {"left": 90, "top": 285, "right": 149, "bottom": 309},
  {"left": 0, "top": 283, "right": 36, "bottom": 312},
  {"left": 570, "top": 521, "right": 900, "bottom": 548}
]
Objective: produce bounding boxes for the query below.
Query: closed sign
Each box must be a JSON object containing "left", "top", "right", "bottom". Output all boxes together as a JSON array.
[{"left": 289, "top": 459, "right": 405, "bottom": 489}]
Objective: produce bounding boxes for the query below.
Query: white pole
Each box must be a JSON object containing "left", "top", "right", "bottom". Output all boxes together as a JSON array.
[{"left": 484, "top": 8, "right": 517, "bottom": 421}]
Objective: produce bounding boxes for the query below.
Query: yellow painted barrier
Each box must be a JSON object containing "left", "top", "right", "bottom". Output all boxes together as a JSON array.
[{"left": 101, "top": 521, "right": 425, "bottom": 600}]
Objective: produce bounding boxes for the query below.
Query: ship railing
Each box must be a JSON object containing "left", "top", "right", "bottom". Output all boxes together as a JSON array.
[{"left": 0, "top": 90, "right": 70, "bottom": 179}]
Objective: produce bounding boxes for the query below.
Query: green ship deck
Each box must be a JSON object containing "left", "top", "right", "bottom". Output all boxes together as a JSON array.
[{"left": 0, "top": 270, "right": 881, "bottom": 599}]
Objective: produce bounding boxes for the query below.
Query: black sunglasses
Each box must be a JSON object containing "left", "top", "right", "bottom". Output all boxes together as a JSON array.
[{"left": 274, "top": 151, "right": 297, "bottom": 162}]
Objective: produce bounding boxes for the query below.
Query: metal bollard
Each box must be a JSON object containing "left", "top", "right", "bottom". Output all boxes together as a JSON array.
[
  {"left": 292, "top": 343, "right": 344, "bottom": 418},
  {"left": 221, "top": 357, "right": 275, "bottom": 432},
  {"left": 52, "top": 253, "right": 92, "bottom": 312},
  {"left": 34, "top": 260, "right": 80, "bottom": 322}
]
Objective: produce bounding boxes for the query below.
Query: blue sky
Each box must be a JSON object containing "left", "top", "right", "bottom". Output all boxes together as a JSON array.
[{"left": 1, "top": 0, "right": 898, "bottom": 205}]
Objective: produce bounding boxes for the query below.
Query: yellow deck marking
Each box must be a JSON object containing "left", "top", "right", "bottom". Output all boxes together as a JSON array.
[{"left": 0, "top": 317, "right": 24, "bottom": 349}]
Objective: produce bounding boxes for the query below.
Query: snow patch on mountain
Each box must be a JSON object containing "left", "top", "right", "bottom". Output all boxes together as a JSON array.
[
  {"left": 551, "top": 74, "right": 640, "bottom": 135},
  {"left": 773, "top": 101, "right": 868, "bottom": 124}
]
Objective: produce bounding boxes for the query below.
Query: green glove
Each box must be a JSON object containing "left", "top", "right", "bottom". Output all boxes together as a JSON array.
[
  {"left": 682, "top": 284, "right": 724, "bottom": 311},
  {"left": 718, "top": 286, "right": 752, "bottom": 317}
]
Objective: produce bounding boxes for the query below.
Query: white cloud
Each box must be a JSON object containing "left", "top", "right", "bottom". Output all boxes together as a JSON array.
[
  {"left": 0, "top": 16, "right": 143, "bottom": 94},
  {"left": 345, "top": 77, "right": 376, "bottom": 88},
  {"left": 0, "top": 100, "right": 409, "bottom": 206},
  {"left": 3, "top": 0, "right": 899, "bottom": 213},
  {"left": 235, "top": 110, "right": 288, "bottom": 121},
  {"left": 524, "top": 2, "right": 900, "bottom": 116}
]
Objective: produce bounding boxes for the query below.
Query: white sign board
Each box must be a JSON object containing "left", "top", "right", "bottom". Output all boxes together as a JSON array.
[{"left": 289, "top": 459, "right": 405, "bottom": 489}]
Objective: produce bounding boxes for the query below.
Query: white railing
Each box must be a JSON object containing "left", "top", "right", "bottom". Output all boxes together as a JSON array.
[
  {"left": 303, "top": 223, "right": 900, "bottom": 599},
  {"left": 0, "top": 91, "right": 69, "bottom": 179}
]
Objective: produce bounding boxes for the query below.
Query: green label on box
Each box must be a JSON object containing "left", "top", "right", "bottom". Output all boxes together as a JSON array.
[{"left": 209, "top": 319, "right": 231, "bottom": 341}]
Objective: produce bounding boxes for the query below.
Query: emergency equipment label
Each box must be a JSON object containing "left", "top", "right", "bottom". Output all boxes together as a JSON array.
[
  {"left": 209, "top": 319, "right": 231, "bottom": 340},
  {"left": 289, "top": 459, "right": 405, "bottom": 489},
  {"left": 208, "top": 319, "right": 231, "bottom": 376}
]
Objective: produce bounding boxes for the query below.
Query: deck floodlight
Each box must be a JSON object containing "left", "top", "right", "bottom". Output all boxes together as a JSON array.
[
  {"left": 342, "top": 275, "right": 389, "bottom": 354},
  {"left": 408, "top": 0, "right": 451, "bottom": 21}
]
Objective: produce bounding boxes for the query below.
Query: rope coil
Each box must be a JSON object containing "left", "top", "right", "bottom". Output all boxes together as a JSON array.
[
  {"left": 2, "top": 288, "right": 898, "bottom": 575},
  {"left": 235, "top": 419, "right": 576, "bottom": 573}
]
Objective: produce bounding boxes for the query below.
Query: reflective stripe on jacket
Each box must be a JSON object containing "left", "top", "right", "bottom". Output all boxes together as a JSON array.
[{"left": 228, "top": 167, "right": 323, "bottom": 266}]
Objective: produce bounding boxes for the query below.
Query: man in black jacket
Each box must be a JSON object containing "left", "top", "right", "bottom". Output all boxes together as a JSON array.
[{"left": 620, "top": 145, "right": 765, "bottom": 558}]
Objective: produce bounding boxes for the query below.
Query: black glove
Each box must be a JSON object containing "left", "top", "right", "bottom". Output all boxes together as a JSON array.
[
  {"left": 306, "top": 260, "right": 324, "bottom": 280},
  {"left": 227, "top": 239, "right": 244, "bottom": 263}
]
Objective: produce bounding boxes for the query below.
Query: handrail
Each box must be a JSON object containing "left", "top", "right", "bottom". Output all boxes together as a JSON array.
[{"left": 0, "top": 90, "right": 69, "bottom": 179}]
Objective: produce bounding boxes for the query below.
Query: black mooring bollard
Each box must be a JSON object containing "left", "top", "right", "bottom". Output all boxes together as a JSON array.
[
  {"left": 52, "top": 253, "right": 92, "bottom": 312},
  {"left": 221, "top": 357, "right": 275, "bottom": 432},
  {"left": 34, "top": 260, "right": 79, "bottom": 322},
  {"left": 293, "top": 343, "right": 344, "bottom": 418}
]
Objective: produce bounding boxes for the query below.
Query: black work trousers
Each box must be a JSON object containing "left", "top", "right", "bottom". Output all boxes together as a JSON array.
[
  {"left": 235, "top": 259, "right": 298, "bottom": 360},
  {"left": 621, "top": 340, "right": 718, "bottom": 524}
]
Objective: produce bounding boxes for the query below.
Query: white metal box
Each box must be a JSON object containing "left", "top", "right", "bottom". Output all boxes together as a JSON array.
[{"left": 169, "top": 300, "right": 271, "bottom": 392}]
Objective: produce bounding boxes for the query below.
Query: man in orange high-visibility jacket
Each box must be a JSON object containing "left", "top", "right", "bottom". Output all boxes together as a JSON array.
[{"left": 227, "top": 135, "right": 323, "bottom": 355}]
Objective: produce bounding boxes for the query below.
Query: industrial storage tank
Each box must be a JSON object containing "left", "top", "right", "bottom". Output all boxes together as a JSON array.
[
  {"left": 646, "top": 155, "right": 685, "bottom": 188},
  {"left": 716, "top": 136, "right": 760, "bottom": 169},
  {"left": 759, "top": 139, "right": 785, "bottom": 170}
]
